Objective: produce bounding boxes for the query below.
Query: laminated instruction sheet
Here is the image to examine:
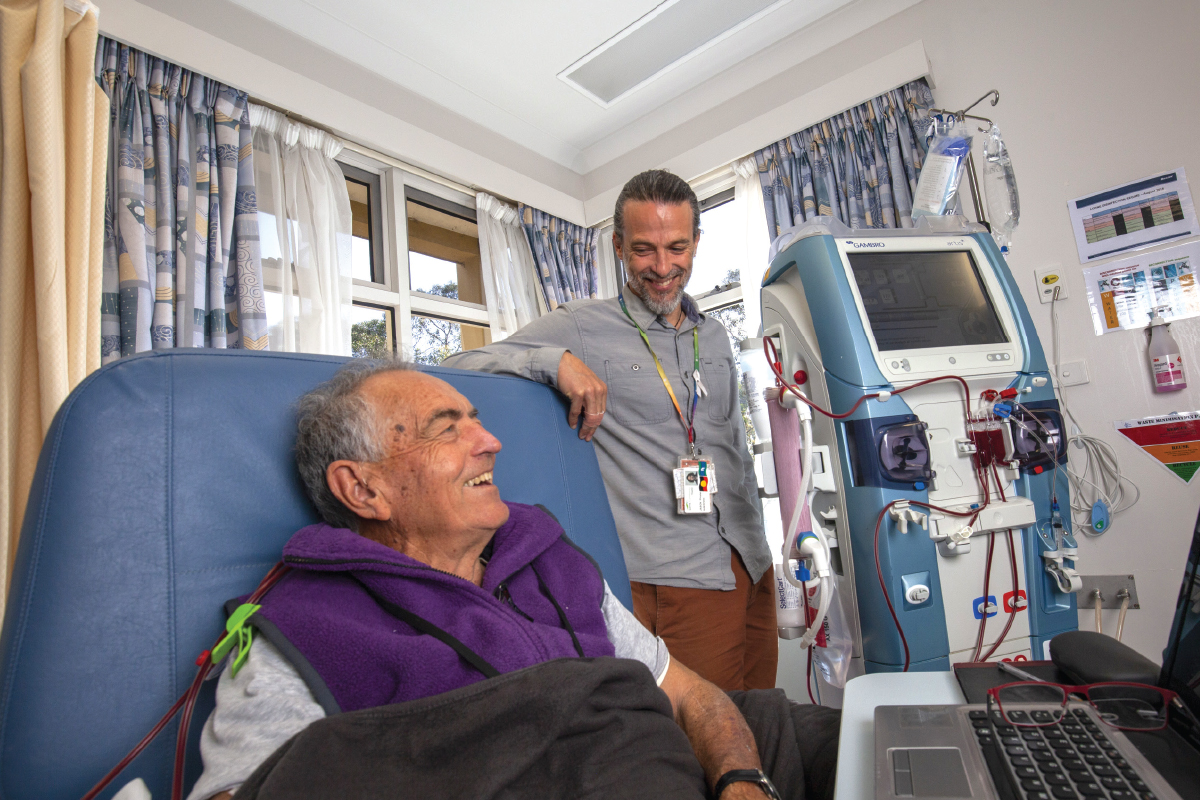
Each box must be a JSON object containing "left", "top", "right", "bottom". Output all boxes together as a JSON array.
[
  {"left": 1116, "top": 412, "right": 1200, "bottom": 483},
  {"left": 1082, "top": 241, "right": 1200, "bottom": 335},
  {"left": 1068, "top": 168, "right": 1196, "bottom": 263}
]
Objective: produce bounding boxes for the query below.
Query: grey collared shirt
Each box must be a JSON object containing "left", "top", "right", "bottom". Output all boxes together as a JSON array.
[{"left": 443, "top": 290, "right": 769, "bottom": 590}]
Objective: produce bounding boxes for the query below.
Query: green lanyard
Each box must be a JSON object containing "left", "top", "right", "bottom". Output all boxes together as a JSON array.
[{"left": 618, "top": 293, "right": 701, "bottom": 456}]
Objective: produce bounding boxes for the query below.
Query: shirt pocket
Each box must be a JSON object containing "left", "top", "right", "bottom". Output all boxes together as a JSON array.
[
  {"left": 604, "top": 359, "right": 675, "bottom": 426},
  {"left": 702, "top": 357, "right": 734, "bottom": 422}
]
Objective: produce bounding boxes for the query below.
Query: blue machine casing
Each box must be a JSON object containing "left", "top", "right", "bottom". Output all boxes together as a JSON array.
[{"left": 762, "top": 221, "right": 1077, "bottom": 672}]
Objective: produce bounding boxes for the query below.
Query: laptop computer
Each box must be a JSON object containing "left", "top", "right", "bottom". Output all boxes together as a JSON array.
[{"left": 872, "top": 508, "right": 1200, "bottom": 800}]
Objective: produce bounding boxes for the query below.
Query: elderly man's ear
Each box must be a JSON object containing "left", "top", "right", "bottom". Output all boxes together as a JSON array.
[{"left": 326, "top": 460, "right": 394, "bottom": 522}]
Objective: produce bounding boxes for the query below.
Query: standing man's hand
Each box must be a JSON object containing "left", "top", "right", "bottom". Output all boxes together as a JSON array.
[{"left": 557, "top": 352, "right": 607, "bottom": 441}]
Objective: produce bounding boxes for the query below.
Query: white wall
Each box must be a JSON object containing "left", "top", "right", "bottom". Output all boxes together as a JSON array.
[{"left": 693, "top": 0, "right": 1199, "bottom": 664}]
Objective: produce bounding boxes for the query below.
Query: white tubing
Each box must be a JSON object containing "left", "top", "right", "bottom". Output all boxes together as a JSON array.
[{"left": 1116, "top": 595, "right": 1130, "bottom": 641}]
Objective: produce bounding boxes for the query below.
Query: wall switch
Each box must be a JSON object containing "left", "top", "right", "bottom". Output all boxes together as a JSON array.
[
  {"left": 1035, "top": 265, "right": 1068, "bottom": 303},
  {"left": 1057, "top": 359, "right": 1090, "bottom": 387}
]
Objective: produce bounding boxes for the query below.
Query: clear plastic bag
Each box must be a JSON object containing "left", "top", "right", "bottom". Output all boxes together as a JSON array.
[
  {"left": 982, "top": 123, "right": 1020, "bottom": 249},
  {"left": 912, "top": 116, "right": 973, "bottom": 218},
  {"left": 812, "top": 575, "right": 853, "bottom": 688}
]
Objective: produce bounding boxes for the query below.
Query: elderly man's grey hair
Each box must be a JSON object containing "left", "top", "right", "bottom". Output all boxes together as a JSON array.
[{"left": 295, "top": 358, "right": 417, "bottom": 531}]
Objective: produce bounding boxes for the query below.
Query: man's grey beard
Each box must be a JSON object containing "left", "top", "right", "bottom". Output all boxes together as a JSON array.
[{"left": 628, "top": 270, "right": 686, "bottom": 317}]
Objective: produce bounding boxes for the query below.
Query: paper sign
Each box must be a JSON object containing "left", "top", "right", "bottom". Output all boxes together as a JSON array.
[
  {"left": 1082, "top": 241, "right": 1200, "bottom": 334},
  {"left": 1115, "top": 412, "right": 1200, "bottom": 482},
  {"left": 1069, "top": 169, "right": 1197, "bottom": 263}
]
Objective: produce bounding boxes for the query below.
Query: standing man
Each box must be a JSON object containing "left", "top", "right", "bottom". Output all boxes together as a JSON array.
[{"left": 443, "top": 170, "right": 776, "bottom": 691}]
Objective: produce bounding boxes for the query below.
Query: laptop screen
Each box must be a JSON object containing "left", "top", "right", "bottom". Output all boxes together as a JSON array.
[{"left": 1161, "top": 505, "right": 1200, "bottom": 726}]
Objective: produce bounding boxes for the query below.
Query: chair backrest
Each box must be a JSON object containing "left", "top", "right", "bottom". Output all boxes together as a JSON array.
[{"left": 0, "top": 350, "right": 630, "bottom": 800}]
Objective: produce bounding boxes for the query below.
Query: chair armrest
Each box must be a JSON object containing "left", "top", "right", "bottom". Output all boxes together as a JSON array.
[{"left": 1049, "top": 630, "right": 1159, "bottom": 685}]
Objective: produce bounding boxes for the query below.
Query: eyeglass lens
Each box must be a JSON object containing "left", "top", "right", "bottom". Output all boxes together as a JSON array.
[{"left": 996, "top": 684, "right": 1067, "bottom": 725}]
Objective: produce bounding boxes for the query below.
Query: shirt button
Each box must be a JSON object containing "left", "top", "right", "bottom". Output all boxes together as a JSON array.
[{"left": 720, "top": 527, "right": 726, "bottom": 533}]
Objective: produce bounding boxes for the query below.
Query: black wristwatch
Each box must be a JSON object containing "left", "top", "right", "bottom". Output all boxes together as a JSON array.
[{"left": 713, "top": 768, "right": 782, "bottom": 799}]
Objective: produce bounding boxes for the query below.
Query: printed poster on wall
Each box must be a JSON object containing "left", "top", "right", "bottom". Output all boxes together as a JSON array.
[
  {"left": 1068, "top": 168, "right": 1197, "bottom": 264},
  {"left": 1082, "top": 241, "right": 1200, "bottom": 335},
  {"left": 1115, "top": 412, "right": 1200, "bottom": 483}
]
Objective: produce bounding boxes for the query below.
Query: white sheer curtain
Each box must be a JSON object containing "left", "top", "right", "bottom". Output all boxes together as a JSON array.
[
  {"left": 251, "top": 104, "right": 353, "bottom": 355},
  {"left": 593, "top": 223, "right": 622, "bottom": 300},
  {"left": 732, "top": 156, "right": 771, "bottom": 337},
  {"left": 475, "top": 192, "right": 541, "bottom": 340}
]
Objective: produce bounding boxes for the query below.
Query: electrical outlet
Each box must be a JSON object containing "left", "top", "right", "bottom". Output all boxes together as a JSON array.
[
  {"left": 1057, "top": 360, "right": 1089, "bottom": 387},
  {"left": 1035, "top": 265, "right": 1068, "bottom": 303}
]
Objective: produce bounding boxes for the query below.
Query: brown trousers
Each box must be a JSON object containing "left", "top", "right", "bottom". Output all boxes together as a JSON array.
[{"left": 631, "top": 551, "right": 778, "bottom": 691}]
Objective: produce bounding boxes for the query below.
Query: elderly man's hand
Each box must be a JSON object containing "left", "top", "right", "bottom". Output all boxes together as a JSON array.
[{"left": 557, "top": 352, "right": 607, "bottom": 441}]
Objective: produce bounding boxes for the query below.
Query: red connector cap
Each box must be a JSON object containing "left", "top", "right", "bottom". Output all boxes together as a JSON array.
[
  {"left": 196, "top": 649, "right": 211, "bottom": 667},
  {"left": 999, "top": 388, "right": 1019, "bottom": 400},
  {"left": 793, "top": 370, "right": 808, "bottom": 385}
]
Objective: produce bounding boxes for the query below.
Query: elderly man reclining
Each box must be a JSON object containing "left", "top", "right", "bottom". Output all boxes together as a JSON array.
[{"left": 186, "top": 361, "right": 839, "bottom": 800}]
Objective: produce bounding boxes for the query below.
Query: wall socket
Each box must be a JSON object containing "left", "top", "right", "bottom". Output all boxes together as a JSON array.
[
  {"left": 1057, "top": 359, "right": 1090, "bottom": 387},
  {"left": 1035, "top": 265, "right": 1068, "bottom": 303}
]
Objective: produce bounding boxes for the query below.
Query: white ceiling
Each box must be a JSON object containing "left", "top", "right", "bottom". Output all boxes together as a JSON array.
[{"left": 221, "top": 0, "right": 864, "bottom": 173}]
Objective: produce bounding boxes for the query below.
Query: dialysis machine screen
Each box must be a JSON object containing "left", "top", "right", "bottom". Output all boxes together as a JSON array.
[{"left": 848, "top": 251, "right": 1008, "bottom": 351}]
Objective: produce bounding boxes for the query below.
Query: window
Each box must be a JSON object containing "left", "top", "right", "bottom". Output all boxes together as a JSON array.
[
  {"left": 340, "top": 163, "right": 383, "bottom": 284},
  {"left": 349, "top": 302, "right": 395, "bottom": 358},
  {"left": 404, "top": 191, "right": 491, "bottom": 364}
]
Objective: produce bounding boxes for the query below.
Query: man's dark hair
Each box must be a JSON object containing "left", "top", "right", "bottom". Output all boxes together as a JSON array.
[
  {"left": 613, "top": 169, "right": 700, "bottom": 242},
  {"left": 294, "top": 358, "right": 416, "bottom": 531}
]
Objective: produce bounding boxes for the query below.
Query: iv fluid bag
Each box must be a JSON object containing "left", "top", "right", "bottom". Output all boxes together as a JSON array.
[
  {"left": 982, "top": 123, "right": 1020, "bottom": 248},
  {"left": 812, "top": 576, "right": 853, "bottom": 688}
]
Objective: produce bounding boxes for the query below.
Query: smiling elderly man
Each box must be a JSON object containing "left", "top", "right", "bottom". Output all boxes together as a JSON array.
[{"left": 185, "top": 361, "right": 838, "bottom": 800}]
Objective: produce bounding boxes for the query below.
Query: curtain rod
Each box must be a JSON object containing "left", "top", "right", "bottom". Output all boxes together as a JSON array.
[{"left": 248, "top": 96, "right": 482, "bottom": 200}]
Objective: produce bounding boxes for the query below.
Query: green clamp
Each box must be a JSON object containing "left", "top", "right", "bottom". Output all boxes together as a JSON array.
[{"left": 211, "top": 603, "right": 261, "bottom": 678}]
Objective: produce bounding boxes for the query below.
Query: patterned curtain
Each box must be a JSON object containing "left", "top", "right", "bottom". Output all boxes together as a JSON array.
[
  {"left": 518, "top": 204, "right": 600, "bottom": 312},
  {"left": 95, "top": 38, "right": 267, "bottom": 364},
  {"left": 754, "top": 78, "right": 935, "bottom": 239}
]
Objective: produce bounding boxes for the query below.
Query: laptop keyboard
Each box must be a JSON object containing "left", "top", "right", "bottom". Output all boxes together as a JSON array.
[{"left": 969, "top": 707, "right": 1158, "bottom": 800}]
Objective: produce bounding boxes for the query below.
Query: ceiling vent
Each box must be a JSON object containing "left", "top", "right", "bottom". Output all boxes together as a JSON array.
[{"left": 559, "top": 0, "right": 790, "bottom": 108}]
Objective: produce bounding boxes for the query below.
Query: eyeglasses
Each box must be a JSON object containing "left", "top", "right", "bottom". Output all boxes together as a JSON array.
[{"left": 986, "top": 681, "right": 1183, "bottom": 731}]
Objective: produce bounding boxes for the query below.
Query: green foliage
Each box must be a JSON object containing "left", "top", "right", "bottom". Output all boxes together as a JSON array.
[
  {"left": 350, "top": 318, "right": 390, "bottom": 359},
  {"left": 411, "top": 282, "right": 462, "bottom": 366}
]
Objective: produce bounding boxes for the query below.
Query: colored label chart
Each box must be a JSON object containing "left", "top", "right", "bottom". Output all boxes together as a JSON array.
[{"left": 1116, "top": 412, "right": 1200, "bottom": 482}]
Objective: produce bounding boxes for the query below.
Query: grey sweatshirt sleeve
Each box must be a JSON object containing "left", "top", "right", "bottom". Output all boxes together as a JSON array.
[
  {"left": 186, "top": 638, "right": 325, "bottom": 800},
  {"left": 440, "top": 304, "right": 586, "bottom": 388},
  {"left": 601, "top": 581, "right": 671, "bottom": 684}
]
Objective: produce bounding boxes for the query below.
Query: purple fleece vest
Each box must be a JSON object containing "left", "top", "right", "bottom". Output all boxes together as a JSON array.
[{"left": 251, "top": 502, "right": 615, "bottom": 712}]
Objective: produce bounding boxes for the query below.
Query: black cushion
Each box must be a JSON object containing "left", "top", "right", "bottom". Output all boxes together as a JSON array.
[{"left": 1049, "top": 630, "right": 1160, "bottom": 685}]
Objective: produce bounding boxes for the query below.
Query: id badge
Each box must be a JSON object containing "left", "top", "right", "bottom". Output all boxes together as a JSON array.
[{"left": 673, "top": 457, "right": 717, "bottom": 515}]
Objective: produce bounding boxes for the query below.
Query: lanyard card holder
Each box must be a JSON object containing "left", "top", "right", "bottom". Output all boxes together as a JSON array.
[{"left": 674, "top": 457, "right": 717, "bottom": 514}]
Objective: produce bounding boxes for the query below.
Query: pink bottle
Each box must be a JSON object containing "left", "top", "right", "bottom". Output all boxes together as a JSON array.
[{"left": 1148, "top": 310, "right": 1187, "bottom": 392}]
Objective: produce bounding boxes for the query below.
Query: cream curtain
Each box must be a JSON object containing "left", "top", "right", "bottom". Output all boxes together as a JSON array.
[
  {"left": 475, "top": 192, "right": 541, "bottom": 340},
  {"left": 732, "top": 156, "right": 770, "bottom": 337},
  {"left": 0, "top": 0, "right": 107, "bottom": 601},
  {"left": 251, "top": 104, "right": 353, "bottom": 355}
]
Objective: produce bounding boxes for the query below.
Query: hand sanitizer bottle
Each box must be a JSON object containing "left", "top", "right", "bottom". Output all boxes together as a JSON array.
[{"left": 1148, "top": 309, "right": 1187, "bottom": 392}]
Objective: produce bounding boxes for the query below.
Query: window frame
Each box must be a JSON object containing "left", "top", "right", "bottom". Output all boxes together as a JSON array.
[
  {"left": 690, "top": 173, "right": 743, "bottom": 317},
  {"left": 335, "top": 149, "right": 492, "bottom": 360}
]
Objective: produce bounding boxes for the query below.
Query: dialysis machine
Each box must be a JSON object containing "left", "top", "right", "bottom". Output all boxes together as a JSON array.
[{"left": 759, "top": 216, "right": 1079, "bottom": 674}]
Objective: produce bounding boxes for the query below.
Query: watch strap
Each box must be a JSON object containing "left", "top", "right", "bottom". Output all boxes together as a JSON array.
[{"left": 713, "top": 768, "right": 781, "bottom": 799}]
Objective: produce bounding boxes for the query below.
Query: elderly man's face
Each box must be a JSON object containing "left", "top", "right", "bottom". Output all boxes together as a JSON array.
[
  {"left": 615, "top": 200, "right": 698, "bottom": 317},
  {"left": 360, "top": 371, "right": 509, "bottom": 541}
]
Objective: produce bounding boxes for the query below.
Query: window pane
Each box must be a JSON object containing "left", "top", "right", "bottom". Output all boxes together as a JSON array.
[
  {"left": 349, "top": 303, "right": 394, "bottom": 358},
  {"left": 346, "top": 178, "right": 374, "bottom": 282},
  {"left": 406, "top": 199, "right": 484, "bottom": 305},
  {"left": 410, "top": 314, "right": 491, "bottom": 365},
  {"left": 690, "top": 199, "right": 740, "bottom": 296},
  {"left": 409, "top": 252, "right": 459, "bottom": 297}
]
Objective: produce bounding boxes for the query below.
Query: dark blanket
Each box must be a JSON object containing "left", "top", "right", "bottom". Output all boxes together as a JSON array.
[{"left": 230, "top": 657, "right": 839, "bottom": 800}]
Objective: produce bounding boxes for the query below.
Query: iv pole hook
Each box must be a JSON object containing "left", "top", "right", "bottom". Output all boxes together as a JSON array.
[{"left": 961, "top": 90, "right": 1000, "bottom": 117}]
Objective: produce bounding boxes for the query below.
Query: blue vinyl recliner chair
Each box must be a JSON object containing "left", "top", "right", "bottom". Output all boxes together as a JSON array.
[{"left": 0, "top": 350, "right": 631, "bottom": 800}]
